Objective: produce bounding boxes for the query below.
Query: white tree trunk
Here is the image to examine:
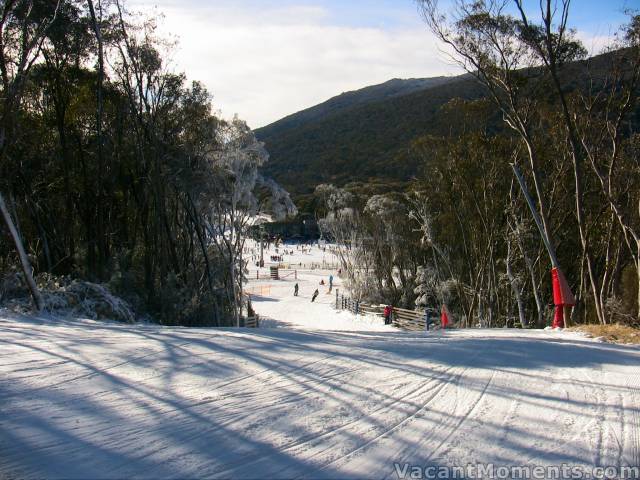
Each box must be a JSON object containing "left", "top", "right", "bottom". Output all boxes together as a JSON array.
[
  {"left": 0, "top": 191, "right": 44, "bottom": 311},
  {"left": 506, "top": 242, "right": 527, "bottom": 327}
]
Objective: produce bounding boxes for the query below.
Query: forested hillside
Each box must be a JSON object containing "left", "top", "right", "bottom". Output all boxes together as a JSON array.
[
  {"left": 256, "top": 76, "right": 456, "bottom": 139},
  {"left": 256, "top": 74, "right": 482, "bottom": 196},
  {"left": 257, "top": 49, "right": 627, "bottom": 202}
]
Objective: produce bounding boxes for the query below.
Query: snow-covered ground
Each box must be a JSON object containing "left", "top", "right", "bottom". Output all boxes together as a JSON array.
[
  {"left": 244, "top": 241, "right": 392, "bottom": 331},
  {"left": 1, "top": 242, "right": 639, "bottom": 479}
]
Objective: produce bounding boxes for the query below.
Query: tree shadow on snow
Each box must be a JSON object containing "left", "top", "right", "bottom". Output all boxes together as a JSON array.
[{"left": 0, "top": 315, "right": 638, "bottom": 479}]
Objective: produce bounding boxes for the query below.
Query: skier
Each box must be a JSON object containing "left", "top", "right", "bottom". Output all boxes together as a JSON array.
[
  {"left": 311, "top": 289, "right": 319, "bottom": 303},
  {"left": 383, "top": 305, "right": 392, "bottom": 325},
  {"left": 294, "top": 283, "right": 299, "bottom": 296}
]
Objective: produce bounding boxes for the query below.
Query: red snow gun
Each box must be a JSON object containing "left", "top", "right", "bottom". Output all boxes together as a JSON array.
[
  {"left": 441, "top": 304, "right": 450, "bottom": 329},
  {"left": 551, "top": 267, "right": 575, "bottom": 328}
]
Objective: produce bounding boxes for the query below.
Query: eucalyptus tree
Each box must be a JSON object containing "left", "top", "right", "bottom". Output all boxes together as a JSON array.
[
  {"left": 571, "top": 17, "right": 640, "bottom": 321},
  {"left": 416, "top": 0, "right": 623, "bottom": 324}
]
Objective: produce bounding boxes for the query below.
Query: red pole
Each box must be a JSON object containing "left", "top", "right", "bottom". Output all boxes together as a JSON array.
[{"left": 553, "top": 305, "right": 564, "bottom": 329}]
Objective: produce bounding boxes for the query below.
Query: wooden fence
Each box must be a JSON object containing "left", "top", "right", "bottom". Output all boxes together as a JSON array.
[
  {"left": 336, "top": 293, "right": 439, "bottom": 331},
  {"left": 279, "top": 269, "right": 298, "bottom": 280},
  {"left": 248, "top": 269, "right": 298, "bottom": 280},
  {"left": 249, "top": 271, "right": 273, "bottom": 280},
  {"left": 391, "top": 306, "right": 435, "bottom": 331},
  {"left": 241, "top": 315, "right": 259, "bottom": 328},
  {"left": 277, "top": 262, "right": 340, "bottom": 270}
]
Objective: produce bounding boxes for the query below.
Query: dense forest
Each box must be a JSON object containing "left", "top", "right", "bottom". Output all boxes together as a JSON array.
[
  {"left": 311, "top": 1, "right": 640, "bottom": 327},
  {"left": 0, "top": 0, "right": 294, "bottom": 326}
]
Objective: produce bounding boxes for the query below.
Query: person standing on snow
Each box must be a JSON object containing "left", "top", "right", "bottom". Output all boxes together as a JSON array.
[
  {"left": 311, "top": 289, "right": 319, "bottom": 302},
  {"left": 383, "top": 305, "right": 392, "bottom": 325},
  {"left": 294, "top": 283, "right": 299, "bottom": 296},
  {"left": 329, "top": 274, "right": 333, "bottom": 289}
]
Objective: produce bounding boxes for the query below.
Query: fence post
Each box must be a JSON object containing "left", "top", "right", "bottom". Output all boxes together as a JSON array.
[
  {"left": 425, "top": 309, "right": 430, "bottom": 332},
  {"left": 256, "top": 270, "right": 259, "bottom": 279},
  {"left": 335, "top": 289, "right": 339, "bottom": 309},
  {"left": 355, "top": 301, "right": 359, "bottom": 315}
]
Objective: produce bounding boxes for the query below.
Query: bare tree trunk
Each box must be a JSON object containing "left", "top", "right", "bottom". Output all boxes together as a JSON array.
[
  {"left": 506, "top": 240, "right": 527, "bottom": 328},
  {"left": 637, "top": 246, "right": 640, "bottom": 323},
  {"left": 0, "top": 191, "right": 44, "bottom": 311},
  {"left": 571, "top": 253, "right": 586, "bottom": 325},
  {"left": 520, "top": 242, "right": 544, "bottom": 327},
  {"left": 88, "top": 0, "right": 107, "bottom": 278}
]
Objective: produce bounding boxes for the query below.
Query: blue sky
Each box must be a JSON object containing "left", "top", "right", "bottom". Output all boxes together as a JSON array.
[{"left": 131, "top": 0, "right": 637, "bottom": 128}]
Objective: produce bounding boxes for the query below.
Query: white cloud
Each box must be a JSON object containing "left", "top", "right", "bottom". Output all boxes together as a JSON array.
[
  {"left": 128, "top": 1, "right": 459, "bottom": 128},
  {"left": 576, "top": 30, "right": 619, "bottom": 57}
]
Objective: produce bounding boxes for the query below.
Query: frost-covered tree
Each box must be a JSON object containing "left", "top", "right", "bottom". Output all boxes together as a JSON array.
[
  {"left": 207, "top": 118, "right": 297, "bottom": 325},
  {"left": 315, "top": 186, "right": 422, "bottom": 307}
]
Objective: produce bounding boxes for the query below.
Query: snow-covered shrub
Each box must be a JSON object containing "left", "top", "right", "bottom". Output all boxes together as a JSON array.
[
  {"left": 63, "top": 281, "right": 135, "bottom": 322},
  {"left": 44, "top": 279, "right": 135, "bottom": 323},
  {"left": 413, "top": 265, "right": 459, "bottom": 314},
  {"left": 414, "top": 266, "right": 438, "bottom": 309},
  {"left": 0, "top": 272, "right": 135, "bottom": 322},
  {"left": 0, "top": 271, "right": 23, "bottom": 304}
]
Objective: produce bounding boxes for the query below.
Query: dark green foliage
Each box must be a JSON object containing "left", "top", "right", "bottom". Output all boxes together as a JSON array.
[
  {"left": 256, "top": 50, "right": 622, "bottom": 207},
  {"left": 256, "top": 74, "right": 485, "bottom": 197},
  {"left": 0, "top": 2, "right": 268, "bottom": 326}
]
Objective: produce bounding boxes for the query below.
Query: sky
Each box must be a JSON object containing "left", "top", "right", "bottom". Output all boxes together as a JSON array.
[{"left": 129, "top": 0, "right": 636, "bottom": 128}]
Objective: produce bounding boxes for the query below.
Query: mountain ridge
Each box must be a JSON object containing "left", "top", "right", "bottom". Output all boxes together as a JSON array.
[
  {"left": 255, "top": 71, "right": 481, "bottom": 196},
  {"left": 256, "top": 49, "right": 622, "bottom": 202},
  {"left": 256, "top": 75, "right": 463, "bottom": 141}
]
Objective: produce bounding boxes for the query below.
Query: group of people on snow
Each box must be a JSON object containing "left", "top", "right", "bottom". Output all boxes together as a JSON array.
[
  {"left": 292, "top": 282, "right": 319, "bottom": 302},
  {"left": 293, "top": 272, "right": 336, "bottom": 303}
]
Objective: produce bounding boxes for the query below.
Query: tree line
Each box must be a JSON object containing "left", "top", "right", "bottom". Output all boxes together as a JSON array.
[
  {"left": 0, "top": 0, "right": 295, "bottom": 325},
  {"left": 316, "top": 1, "right": 640, "bottom": 328}
]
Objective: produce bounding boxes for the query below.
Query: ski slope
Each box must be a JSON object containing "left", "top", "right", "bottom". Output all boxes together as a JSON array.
[{"left": 1, "top": 243, "right": 639, "bottom": 479}]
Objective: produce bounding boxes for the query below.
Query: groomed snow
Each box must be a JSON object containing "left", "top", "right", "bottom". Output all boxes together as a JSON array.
[
  {"left": 1, "top": 243, "right": 639, "bottom": 479},
  {"left": 244, "top": 240, "right": 393, "bottom": 331}
]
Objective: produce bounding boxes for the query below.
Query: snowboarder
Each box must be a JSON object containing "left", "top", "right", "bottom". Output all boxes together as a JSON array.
[
  {"left": 383, "top": 305, "right": 392, "bottom": 325},
  {"left": 311, "top": 289, "right": 319, "bottom": 302},
  {"left": 294, "top": 283, "right": 299, "bottom": 296}
]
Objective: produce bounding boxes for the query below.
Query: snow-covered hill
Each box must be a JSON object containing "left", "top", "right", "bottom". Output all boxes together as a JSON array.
[{"left": 1, "top": 309, "right": 639, "bottom": 478}]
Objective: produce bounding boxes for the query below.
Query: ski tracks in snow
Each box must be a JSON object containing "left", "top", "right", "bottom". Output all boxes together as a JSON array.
[{"left": 1, "top": 316, "right": 640, "bottom": 479}]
